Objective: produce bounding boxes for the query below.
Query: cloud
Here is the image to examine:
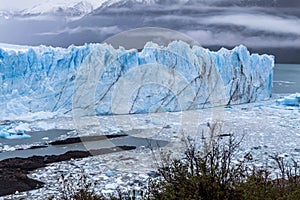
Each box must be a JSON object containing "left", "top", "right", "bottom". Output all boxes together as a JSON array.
[
  {"left": 2, "top": 0, "right": 300, "bottom": 51},
  {"left": 184, "top": 30, "right": 300, "bottom": 48},
  {"left": 203, "top": 13, "right": 300, "bottom": 35},
  {"left": 36, "top": 25, "right": 121, "bottom": 36}
]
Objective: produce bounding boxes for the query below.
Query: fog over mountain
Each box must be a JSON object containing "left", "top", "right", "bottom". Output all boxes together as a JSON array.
[{"left": 0, "top": 0, "right": 299, "bottom": 63}]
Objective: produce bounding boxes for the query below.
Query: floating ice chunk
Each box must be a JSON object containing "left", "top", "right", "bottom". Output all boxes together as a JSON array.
[
  {"left": 276, "top": 93, "right": 300, "bottom": 107},
  {"left": 0, "top": 125, "right": 31, "bottom": 139},
  {"left": 0, "top": 131, "right": 31, "bottom": 139}
]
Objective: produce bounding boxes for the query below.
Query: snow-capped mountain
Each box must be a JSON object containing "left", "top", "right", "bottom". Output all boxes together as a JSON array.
[
  {"left": 1, "top": 0, "right": 298, "bottom": 19},
  {"left": 0, "top": 0, "right": 148, "bottom": 18},
  {"left": 20, "top": 0, "right": 96, "bottom": 17},
  {"left": 0, "top": 0, "right": 112, "bottom": 17},
  {"left": 0, "top": 10, "right": 12, "bottom": 19},
  {"left": 0, "top": 0, "right": 190, "bottom": 18}
]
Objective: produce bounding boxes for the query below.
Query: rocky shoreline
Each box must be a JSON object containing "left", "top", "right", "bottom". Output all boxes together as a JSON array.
[{"left": 0, "top": 146, "right": 135, "bottom": 196}]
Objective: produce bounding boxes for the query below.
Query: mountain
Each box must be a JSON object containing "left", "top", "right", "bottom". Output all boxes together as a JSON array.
[
  {"left": 1, "top": 0, "right": 299, "bottom": 18},
  {"left": 0, "top": 10, "right": 12, "bottom": 19},
  {"left": 0, "top": 0, "right": 114, "bottom": 18},
  {"left": 19, "top": 0, "right": 95, "bottom": 17},
  {"left": 0, "top": 0, "right": 190, "bottom": 18}
]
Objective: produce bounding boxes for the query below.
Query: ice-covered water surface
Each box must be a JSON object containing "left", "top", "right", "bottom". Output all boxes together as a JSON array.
[
  {"left": 2, "top": 95, "right": 299, "bottom": 199},
  {"left": 1, "top": 94, "right": 299, "bottom": 152}
]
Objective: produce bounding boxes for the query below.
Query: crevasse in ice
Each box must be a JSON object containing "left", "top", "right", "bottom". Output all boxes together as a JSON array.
[{"left": 0, "top": 41, "right": 274, "bottom": 118}]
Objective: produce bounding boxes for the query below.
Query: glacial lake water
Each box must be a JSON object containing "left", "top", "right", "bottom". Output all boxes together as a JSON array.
[{"left": 273, "top": 64, "right": 300, "bottom": 94}]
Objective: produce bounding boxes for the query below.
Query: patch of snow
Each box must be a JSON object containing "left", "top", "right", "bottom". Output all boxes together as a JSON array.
[{"left": 31, "top": 121, "right": 56, "bottom": 131}]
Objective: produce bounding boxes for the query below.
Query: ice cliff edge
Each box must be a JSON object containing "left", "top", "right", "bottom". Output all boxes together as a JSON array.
[{"left": 0, "top": 41, "right": 274, "bottom": 118}]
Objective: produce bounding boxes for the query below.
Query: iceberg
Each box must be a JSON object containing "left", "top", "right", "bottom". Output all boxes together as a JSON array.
[
  {"left": 0, "top": 125, "right": 31, "bottom": 139},
  {"left": 0, "top": 132, "right": 31, "bottom": 140},
  {"left": 0, "top": 41, "right": 274, "bottom": 119},
  {"left": 276, "top": 93, "right": 300, "bottom": 107}
]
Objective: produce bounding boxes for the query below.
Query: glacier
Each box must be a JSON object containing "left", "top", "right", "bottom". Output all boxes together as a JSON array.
[{"left": 0, "top": 41, "right": 274, "bottom": 120}]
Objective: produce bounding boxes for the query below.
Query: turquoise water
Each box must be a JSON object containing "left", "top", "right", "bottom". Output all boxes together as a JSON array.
[{"left": 273, "top": 64, "right": 300, "bottom": 94}]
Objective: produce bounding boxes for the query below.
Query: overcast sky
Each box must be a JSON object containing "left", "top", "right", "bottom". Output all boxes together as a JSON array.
[{"left": 0, "top": 0, "right": 299, "bottom": 63}]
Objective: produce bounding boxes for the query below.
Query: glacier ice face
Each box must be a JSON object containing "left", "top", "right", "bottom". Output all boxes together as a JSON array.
[{"left": 0, "top": 41, "right": 274, "bottom": 119}]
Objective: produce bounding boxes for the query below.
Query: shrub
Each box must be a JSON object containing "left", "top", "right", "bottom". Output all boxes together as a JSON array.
[
  {"left": 54, "top": 123, "right": 300, "bottom": 199},
  {"left": 147, "top": 134, "right": 248, "bottom": 200},
  {"left": 147, "top": 132, "right": 300, "bottom": 200},
  {"left": 48, "top": 173, "right": 105, "bottom": 200}
]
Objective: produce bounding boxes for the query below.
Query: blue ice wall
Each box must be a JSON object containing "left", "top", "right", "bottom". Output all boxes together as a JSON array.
[{"left": 0, "top": 41, "right": 274, "bottom": 118}]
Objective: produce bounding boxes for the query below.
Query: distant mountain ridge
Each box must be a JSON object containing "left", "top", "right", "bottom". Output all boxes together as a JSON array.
[
  {"left": 1, "top": 0, "right": 298, "bottom": 18},
  {"left": 0, "top": 0, "right": 101, "bottom": 18},
  {"left": 19, "top": 0, "right": 95, "bottom": 17},
  {"left": 0, "top": 0, "right": 160, "bottom": 18}
]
